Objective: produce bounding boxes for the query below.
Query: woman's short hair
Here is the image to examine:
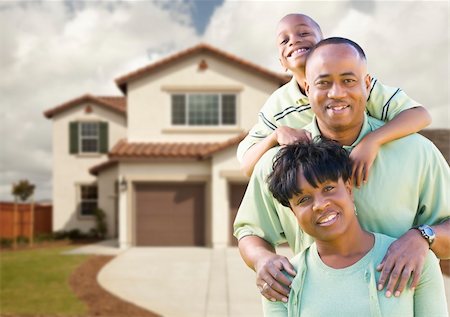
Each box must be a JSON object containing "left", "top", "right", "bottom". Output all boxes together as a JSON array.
[{"left": 267, "top": 138, "right": 352, "bottom": 208}]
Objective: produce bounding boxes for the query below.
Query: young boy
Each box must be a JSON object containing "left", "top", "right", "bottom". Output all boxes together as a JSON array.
[
  {"left": 263, "top": 139, "right": 447, "bottom": 316},
  {"left": 238, "top": 14, "right": 431, "bottom": 186}
]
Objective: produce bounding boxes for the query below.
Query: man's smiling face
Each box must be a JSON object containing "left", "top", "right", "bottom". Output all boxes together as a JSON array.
[{"left": 305, "top": 43, "right": 371, "bottom": 135}]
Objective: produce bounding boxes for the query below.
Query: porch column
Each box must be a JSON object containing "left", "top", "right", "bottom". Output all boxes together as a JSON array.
[{"left": 118, "top": 176, "right": 130, "bottom": 249}]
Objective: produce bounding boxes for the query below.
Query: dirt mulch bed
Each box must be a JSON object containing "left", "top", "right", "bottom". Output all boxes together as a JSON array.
[{"left": 69, "top": 256, "right": 161, "bottom": 317}]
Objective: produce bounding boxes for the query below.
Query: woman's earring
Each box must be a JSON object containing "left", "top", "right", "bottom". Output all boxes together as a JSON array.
[{"left": 354, "top": 205, "right": 358, "bottom": 216}]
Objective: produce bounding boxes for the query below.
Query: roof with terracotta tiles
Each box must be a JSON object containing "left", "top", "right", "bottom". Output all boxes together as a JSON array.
[
  {"left": 115, "top": 43, "right": 291, "bottom": 93},
  {"left": 89, "top": 132, "right": 247, "bottom": 175},
  {"left": 44, "top": 94, "right": 126, "bottom": 119}
]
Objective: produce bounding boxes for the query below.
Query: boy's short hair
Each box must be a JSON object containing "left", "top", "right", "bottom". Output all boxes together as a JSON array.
[{"left": 267, "top": 138, "right": 352, "bottom": 208}]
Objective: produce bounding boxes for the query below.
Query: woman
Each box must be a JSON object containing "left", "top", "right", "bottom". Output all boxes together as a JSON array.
[{"left": 264, "top": 139, "right": 447, "bottom": 317}]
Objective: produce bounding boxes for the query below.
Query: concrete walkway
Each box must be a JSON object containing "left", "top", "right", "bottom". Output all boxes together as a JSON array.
[
  {"left": 66, "top": 241, "right": 450, "bottom": 317},
  {"left": 97, "top": 247, "right": 270, "bottom": 317}
]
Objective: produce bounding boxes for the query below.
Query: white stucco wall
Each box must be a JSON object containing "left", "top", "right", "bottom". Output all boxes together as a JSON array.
[
  {"left": 126, "top": 52, "right": 280, "bottom": 142},
  {"left": 97, "top": 165, "right": 119, "bottom": 238},
  {"left": 51, "top": 103, "right": 126, "bottom": 233}
]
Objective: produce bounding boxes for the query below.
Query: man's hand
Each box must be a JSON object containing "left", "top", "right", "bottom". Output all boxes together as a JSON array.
[
  {"left": 255, "top": 252, "right": 296, "bottom": 302},
  {"left": 349, "top": 135, "right": 380, "bottom": 187},
  {"left": 377, "top": 229, "right": 429, "bottom": 297},
  {"left": 275, "top": 127, "right": 311, "bottom": 146}
]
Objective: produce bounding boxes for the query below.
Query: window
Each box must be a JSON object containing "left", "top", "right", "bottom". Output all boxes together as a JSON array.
[
  {"left": 80, "top": 185, "right": 98, "bottom": 216},
  {"left": 69, "top": 121, "right": 108, "bottom": 154},
  {"left": 171, "top": 94, "right": 236, "bottom": 126},
  {"left": 80, "top": 122, "right": 99, "bottom": 153}
]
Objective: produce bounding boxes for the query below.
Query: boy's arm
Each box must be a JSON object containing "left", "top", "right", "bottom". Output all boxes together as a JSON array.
[
  {"left": 351, "top": 106, "right": 431, "bottom": 186},
  {"left": 353, "top": 78, "right": 432, "bottom": 186},
  {"left": 241, "top": 127, "right": 311, "bottom": 177}
]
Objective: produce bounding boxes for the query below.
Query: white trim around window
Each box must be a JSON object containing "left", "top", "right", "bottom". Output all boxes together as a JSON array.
[
  {"left": 79, "top": 121, "right": 99, "bottom": 153},
  {"left": 170, "top": 93, "right": 238, "bottom": 127},
  {"left": 77, "top": 183, "right": 98, "bottom": 218}
]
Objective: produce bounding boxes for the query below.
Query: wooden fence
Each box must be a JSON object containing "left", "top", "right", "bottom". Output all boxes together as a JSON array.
[{"left": 0, "top": 202, "right": 52, "bottom": 239}]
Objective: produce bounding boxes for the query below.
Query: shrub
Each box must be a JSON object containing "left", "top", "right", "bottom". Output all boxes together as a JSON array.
[
  {"left": 0, "top": 238, "right": 12, "bottom": 248},
  {"left": 92, "top": 208, "right": 107, "bottom": 239}
]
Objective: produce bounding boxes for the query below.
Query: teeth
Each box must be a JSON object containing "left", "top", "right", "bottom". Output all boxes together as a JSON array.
[
  {"left": 318, "top": 213, "right": 337, "bottom": 224},
  {"left": 327, "top": 105, "right": 348, "bottom": 110},
  {"left": 289, "top": 48, "right": 309, "bottom": 58}
]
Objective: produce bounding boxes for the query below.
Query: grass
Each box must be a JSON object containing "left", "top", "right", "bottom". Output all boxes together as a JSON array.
[{"left": 0, "top": 246, "right": 89, "bottom": 316}]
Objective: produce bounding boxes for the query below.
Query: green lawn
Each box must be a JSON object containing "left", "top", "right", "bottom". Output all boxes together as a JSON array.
[{"left": 0, "top": 246, "right": 89, "bottom": 316}]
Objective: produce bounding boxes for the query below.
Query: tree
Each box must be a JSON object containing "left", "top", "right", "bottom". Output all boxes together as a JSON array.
[
  {"left": 12, "top": 179, "right": 35, "bottom": 202},
  {"left": 11, "top": 179, "right": 36, "bottom": 248}
]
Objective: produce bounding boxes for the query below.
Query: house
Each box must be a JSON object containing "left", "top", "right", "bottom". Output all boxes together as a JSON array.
[{"left": 44, "top": 43, "right": 290, "bottom": 249}]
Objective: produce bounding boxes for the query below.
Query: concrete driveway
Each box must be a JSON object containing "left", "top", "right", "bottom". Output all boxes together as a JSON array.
[
  {"left": 97, "top": 247, "right": 278, "bottom": 317},
  {"left": 67, "top": 241, "right": 450, "bottom": 317}
]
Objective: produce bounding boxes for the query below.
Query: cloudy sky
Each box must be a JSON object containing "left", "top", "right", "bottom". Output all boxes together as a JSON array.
[{"left": 1, "top": 0, "right": 448, "bottom": 201}]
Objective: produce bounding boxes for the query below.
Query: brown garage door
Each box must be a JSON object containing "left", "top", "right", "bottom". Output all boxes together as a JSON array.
[
  {"left": 229, "top": 183, "right": 248, "bottom": 246},
  {"left": 135, "top": 183, "right": 205, "bottom": 246}
]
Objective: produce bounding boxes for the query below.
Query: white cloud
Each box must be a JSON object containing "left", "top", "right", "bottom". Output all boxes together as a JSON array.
[
  {"left": 1, "top": 0, "right": 448, "bottom": 201},
  {"left": 0, "top": 1, "right": 199, "bottom": 201},
  {"left": 203, "top": 0, "right": 449, "bottom": 127}
]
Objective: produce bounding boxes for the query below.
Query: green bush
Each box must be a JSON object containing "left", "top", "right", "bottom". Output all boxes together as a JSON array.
[
  {"left": 92, "top": 208, "right": 107, "bottom": 239},
  {"left": 0, "top": 238, "right": 12, "bottom": 248},
  {"left": 16, "top": 236, "right": 29, "bottom": 245}
]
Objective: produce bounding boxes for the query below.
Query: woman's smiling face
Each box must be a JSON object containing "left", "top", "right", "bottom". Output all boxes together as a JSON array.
[{"left": 288, "top": 170, "right": 355, "bottom": 242}]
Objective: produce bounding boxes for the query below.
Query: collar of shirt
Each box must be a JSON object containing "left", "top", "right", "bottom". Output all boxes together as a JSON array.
[
  {"left": 307, "top": 113, "right": 373, "bottom": 150},
  {"left": 286, "top": 76, "right": 309, "bottom": 105}
]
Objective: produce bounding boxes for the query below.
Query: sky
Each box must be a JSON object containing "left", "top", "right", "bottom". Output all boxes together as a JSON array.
[{"left": 0, "top": 0, "right": 448, "bottom": 201}]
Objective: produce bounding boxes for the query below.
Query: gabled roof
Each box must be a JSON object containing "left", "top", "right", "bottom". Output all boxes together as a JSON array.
[
  {"left": 115, "top": 43, "right": 291, "bottom": 93},
  {"left": 89, "top": 132, "right": 247, "bottom": 175},
  {"left": 44, "top": 94, "right": 126, "bottom": 119}
]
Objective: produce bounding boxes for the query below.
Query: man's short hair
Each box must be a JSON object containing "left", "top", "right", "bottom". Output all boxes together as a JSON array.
[
  {"left": 267, "top": 138, "right": 352, "bottom": 208},
  {"left": 305, "top": 37, "right": 367, "bottom": 65}
]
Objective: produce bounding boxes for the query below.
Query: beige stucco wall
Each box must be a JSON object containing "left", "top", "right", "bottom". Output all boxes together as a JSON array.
[
  {"left": 126, "top": 52, "right": 280, "bottom": 142},
  {"left": 51, "top": 103, "right": 126, "bottom": 233}
]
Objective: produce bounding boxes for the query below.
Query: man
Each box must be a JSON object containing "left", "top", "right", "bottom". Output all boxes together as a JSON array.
[
  {"left": 234, "top": 37, "right": 450, "bottom": 303},
  {"left": 238, "top": 14, "right": 431, "bottom": 186}
]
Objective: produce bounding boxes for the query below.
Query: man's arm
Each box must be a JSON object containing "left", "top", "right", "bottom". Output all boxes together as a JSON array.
[
  {"left": 376, "top": 219, "right": 450, "bottom": 297},
  {"left": 238, "top": 235, "right": 296, "bottom": 303}
]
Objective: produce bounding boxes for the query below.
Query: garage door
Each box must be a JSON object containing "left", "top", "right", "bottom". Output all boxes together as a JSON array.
[
  {"left": 135, "top": 183, "right": 205, "bottom": 246},
  {"left": 229, "top": 183, "right": 248, "bottom": 246}
]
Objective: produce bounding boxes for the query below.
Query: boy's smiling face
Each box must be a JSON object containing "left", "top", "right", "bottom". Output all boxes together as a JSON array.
[{"left": 277, "top": 14, "right": 323, "bottom": 73}]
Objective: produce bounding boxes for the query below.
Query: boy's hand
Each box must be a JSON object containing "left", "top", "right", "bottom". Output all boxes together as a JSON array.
[
  {"left": 275, "top": 127, "right": 311, "bottom": 146},
  {"left": 349, "top": 136, "right": 380, "bottom": 187},
  {"left": 255, "top": 252, "right": 296, "bottom": 303},
  {"left": 377, "top": 229, "right": 429, "bottom": 297}
]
